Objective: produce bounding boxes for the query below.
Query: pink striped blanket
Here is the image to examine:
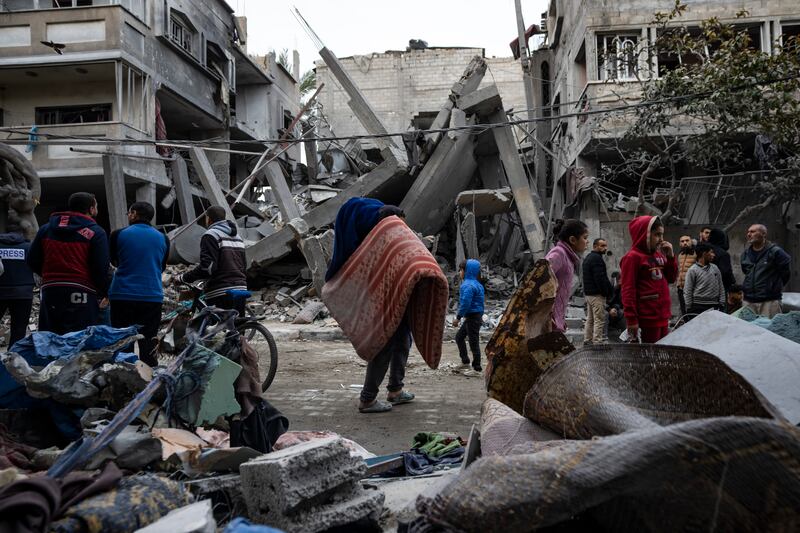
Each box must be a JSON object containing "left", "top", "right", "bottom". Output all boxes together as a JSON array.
[{"left": 322, "top": 216, "right": 449, "bottom": 369}]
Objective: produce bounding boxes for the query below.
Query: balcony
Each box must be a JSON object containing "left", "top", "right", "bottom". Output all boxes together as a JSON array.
[{"left": 0, "top": 3, "right": 147, "bottom": 65}]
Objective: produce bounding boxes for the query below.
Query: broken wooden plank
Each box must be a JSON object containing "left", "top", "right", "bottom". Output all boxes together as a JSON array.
[
  {"left": 189, "top": 147, "right": 234, "bottom": 221},
  {"left": 102, "top": 155, "right": 128, "bottom": 232},
  {"left": 456, "top": 188, "right": 514, "bottom": 217},
  {"left": 170, "top": 156, "right": 196, "bottom": 225}
]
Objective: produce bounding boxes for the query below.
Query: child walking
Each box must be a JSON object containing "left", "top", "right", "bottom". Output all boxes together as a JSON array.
[{"left": 453, "top": 259, "right": 485, "bottom": 373}]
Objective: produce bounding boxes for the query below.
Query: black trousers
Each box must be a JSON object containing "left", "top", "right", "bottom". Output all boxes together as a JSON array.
[
  {"left": 686, "top": 303, "right": 722, "bottom": 321},
  {"left": 677, "top": 287, "right": 687, "bottom": 317},
  {"left": 0, "top": 299, "right": 33, "bottom": 347},
  {"left": 456, "top": 313, "right": 483, "bottom": 368},
  {"left": 110, "top": 300, "right": 163, "bottom": 367},
  {"left": 206, "top": 294, "right": 246, "bottom": 316},
  {"left": 39, "top": 286, "right": 99, "bottom": 336},
  {"left": 360, "top": 321, "right": 412, "bottom": 403}
]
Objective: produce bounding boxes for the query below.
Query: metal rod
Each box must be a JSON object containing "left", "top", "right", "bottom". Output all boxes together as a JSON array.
[{"left": 69, "top": 147, "right": 175, "bottom": 161}]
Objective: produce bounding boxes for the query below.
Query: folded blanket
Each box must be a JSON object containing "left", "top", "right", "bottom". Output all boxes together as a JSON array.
[{"left": 322, "top": 216, "right": 448, "bottom": 368}]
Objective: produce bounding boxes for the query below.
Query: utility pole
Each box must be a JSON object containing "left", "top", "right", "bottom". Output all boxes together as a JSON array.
[{"left": 514, "top": 0, "right": 536, "bottom": 136}]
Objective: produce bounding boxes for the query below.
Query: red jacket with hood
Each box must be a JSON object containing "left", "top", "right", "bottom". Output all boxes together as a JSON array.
[{"left": 620, "top": 216, "right": 677, "bottom": 329}]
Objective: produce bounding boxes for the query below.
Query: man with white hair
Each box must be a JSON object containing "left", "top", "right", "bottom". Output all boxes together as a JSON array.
[{"left": 741, "top": 224, "right": 791, "bottom": 318}]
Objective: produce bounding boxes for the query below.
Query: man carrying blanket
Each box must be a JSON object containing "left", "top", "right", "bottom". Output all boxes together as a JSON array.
[{"left": 323, "top": 198, "right": 449, "bottom": 414}]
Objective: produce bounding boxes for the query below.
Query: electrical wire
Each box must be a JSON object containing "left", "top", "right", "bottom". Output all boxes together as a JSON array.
[{"left": 1, "top": 73, "right": 796, "bottom": 148}]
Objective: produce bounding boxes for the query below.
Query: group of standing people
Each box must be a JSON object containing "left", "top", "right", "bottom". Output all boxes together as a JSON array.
[
  {"left": 544, "top": 216, "right": 792, "bottom": 346},
  {"left": 676, "top": 224, "right": 791, "bottom": 320},
  {"left": 0, "top": 193, "right": 249, "bottom": 367}
]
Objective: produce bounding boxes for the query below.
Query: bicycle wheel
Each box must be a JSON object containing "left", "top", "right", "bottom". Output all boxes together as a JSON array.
[{"left": 237, "top": 321, "right": 278, "bottom": 392}]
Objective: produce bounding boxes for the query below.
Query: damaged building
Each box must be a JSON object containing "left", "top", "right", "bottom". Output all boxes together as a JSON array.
[
  {"left": 0, "top": 0, "right": 300, "bottom": 232},
  {"left": 528, "top": 0, "right": 800, "bottom": 285}
]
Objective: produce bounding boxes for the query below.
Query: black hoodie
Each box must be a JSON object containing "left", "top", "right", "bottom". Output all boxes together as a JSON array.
[
  {"left": 0, "top": 233, "right": 34, "bottom": 299},
  {"left": 708, "top": 228, "right": 736, "bottom": 290},
  {"left": 181, "top": 220, "right": 247, "bottom": 299}
]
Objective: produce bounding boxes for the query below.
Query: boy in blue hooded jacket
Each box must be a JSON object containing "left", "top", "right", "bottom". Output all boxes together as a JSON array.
[{"left": 453, "top": 259, "right": 485, "bottom": 372}]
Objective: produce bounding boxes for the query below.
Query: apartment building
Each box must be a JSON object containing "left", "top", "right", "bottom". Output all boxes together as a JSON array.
[
  {"left": 528, "top": 0, "right": 800, "bottom": 285},
  {"left": 0, "top": 0, "right": 299, "bottom": 229}
]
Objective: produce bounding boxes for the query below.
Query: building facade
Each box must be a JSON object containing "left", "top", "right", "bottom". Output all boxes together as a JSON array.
[
  {"left": 529, "top": 0, "right": 800, "bottom": 288},
  {"left": 0, "top": 0, "right": 299, "bottom": 228},
  {"left": 314, "top": 47, "right": 529, "bottom": 153}
]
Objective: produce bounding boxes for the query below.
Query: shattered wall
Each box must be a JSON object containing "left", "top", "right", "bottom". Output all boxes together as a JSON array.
[{"left": 314, "top": 47, "right": 528, "bottom": 150}]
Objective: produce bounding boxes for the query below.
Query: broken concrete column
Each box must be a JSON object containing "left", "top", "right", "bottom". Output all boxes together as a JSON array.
[
  {"left": 240, "top": 437, "right": 384, "bottom": 532},
  {"left": 459, "top": 85, "right": 547, "bottom": 258},
  {"left": 189, "top": 147, "right": 234, "bottom": 221},
  {"left": 102, "top": 155, "right": 128, "bottom": 232},
  {"left": 318, "top": 47, "right": 401, "bottom": 156},
  {"left": 169, "top": 156, "right": 196, "bottom": 225}
]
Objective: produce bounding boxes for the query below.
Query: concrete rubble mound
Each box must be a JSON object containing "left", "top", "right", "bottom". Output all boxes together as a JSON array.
[{"left": 240, "top": 436, "right": 384, "bottom": 532}]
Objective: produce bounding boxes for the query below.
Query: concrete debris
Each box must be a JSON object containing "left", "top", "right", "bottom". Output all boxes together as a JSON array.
[{"left": 240, "top": 436, "right": 384, "bottom": 532}]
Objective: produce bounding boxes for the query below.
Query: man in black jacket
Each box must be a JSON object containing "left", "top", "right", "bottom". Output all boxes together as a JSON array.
[
  {"left": 178, "top": 206, "right": 248, "bottom": 315},
  {"left": 741, "top": 224, "right": 791, "bottom": 318},
  {"left": 0, "top": 227, "right": 35, "bottom": 346},
  {"left": 708, "top": 228, "right": 736, "bottom": 291},
  {"left": 582, "top": 238, "right": 613, "bottom": 344}
]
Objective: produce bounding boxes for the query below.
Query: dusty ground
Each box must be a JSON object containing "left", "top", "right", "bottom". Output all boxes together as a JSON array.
[{"left": 259, "top": 338, "right": 488, "bottom": 455}]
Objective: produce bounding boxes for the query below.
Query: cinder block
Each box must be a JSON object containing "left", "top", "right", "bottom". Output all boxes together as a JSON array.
[
  {"left": 240, "top": 437, "right": 366, "bottom": 517},
  {"left": 274, "top": 486, "right": 384, "bottom": 533}
]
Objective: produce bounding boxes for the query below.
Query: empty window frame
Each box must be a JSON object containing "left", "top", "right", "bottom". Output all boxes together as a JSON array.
[
  {"left": 35, "top": 103, "right": 112, "bottom": 125},
  {"left": 121, "top": 64, "right": 150, "bottom": 132},
  {"left": 169, "top": 11, "right": 194, "bottom": 55},
  {"left": 597, "top": 33, "right": 639, "bottom": 81}
]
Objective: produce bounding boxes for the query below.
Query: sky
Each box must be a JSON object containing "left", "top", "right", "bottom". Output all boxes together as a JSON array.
[{"left": 229, "top": 0, "right": 551, "bottom": 77}]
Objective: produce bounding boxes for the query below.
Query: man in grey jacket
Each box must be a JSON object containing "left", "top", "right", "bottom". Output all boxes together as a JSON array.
[{"left": 684, "top": 243, "right": 726, "bottom": 320}]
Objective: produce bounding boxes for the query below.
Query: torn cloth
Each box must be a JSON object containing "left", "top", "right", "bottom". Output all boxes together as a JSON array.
[
  {"left": 51, "top": 474, "right": 188, "bottom": 533},
  {"left": 322, "top": 216, "right": 449, "bottom": 369},
  {"left": 0, "top": 462, "right": 122, "bottom": 533}
]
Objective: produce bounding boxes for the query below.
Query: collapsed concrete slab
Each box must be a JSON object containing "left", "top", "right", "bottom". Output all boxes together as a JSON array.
[
  {"left": 658, "top": 310, "right": 800, "bottom": 424},
  {"left": 246, "top": 148, "right": 408, "bottom": 271},
  {"left": 456, "top": 188, "right": 514, "bottom": 217},
  {"left": 240, "top": 436, "right": 384, "bottom": 532}
]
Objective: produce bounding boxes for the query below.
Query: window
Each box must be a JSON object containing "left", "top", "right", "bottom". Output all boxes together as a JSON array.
[
  {"left": 782, "top": 23, "right": 800, "bottom": 54},
  {"left": 52, "top": 0, "right": 94, "bottom": 6},
  {"left": 170, "top": 12, "right": 194, "bottom": 55},
  {"left": 35, "top": 103, "right": 112, "bottom": 125},
  {"left": 205, "top": 40, "right": 227, "bottom": 77},
  {"left": 597, "top": 34, "right": 639, "bottom": 81}
]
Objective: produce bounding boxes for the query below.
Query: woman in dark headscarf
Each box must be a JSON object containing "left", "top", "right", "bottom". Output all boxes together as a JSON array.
[{"left": 326, "top": 197, "right": 414, "bottom": 413}]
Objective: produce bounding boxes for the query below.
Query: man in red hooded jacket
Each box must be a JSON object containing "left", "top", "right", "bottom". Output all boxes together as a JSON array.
[{"left": 620, "top": 216, "right": 677, "bottom": 343}]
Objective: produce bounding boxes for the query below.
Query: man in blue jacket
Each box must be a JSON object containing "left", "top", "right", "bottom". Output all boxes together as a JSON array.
[
  {"left": 0, "top": 226, "right": 35, "bottom": 346},
  {"left": 741, "top": 224, "right": 792, "bottom": 318},
  {"left": 28, "top": 192, "right": 110, "bottom": 335},
  {"left": 109, "top": 202, "right": 170, "bottom": 366},
  {"left": 453, "top": 259, "right": 485, "bottom": 373}
]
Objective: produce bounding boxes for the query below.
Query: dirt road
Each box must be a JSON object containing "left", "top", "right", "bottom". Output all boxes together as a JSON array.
[{"left": 261, "top": 339, "right": 488, "bottom": 455}]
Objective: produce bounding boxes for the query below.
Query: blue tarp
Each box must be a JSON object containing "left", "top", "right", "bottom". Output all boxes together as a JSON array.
[
  {"left": 223, "top": 518, "right": 284, "bottom": 533},
  {"left": 0, "top": 326, "right": 139, "bottom": 438}
]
